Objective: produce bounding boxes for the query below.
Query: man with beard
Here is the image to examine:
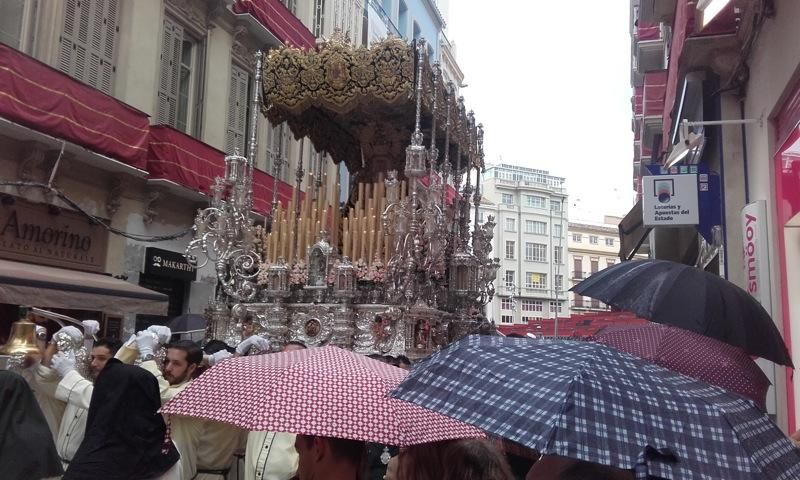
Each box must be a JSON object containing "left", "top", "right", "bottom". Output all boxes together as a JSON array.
[
  {"left": 22, "top": 326, "right": 122, "bottom": 468},
  {"left": 132, "top": 329, "right": 267, "bottom": 479}
]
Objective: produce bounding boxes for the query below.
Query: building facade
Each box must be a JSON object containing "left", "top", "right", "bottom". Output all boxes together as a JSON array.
[
  {"left": 567, "top": 217, "right": 623, "bottom": 313},
  {"left": 626, "top": 0, "right": 800, "bottom": 429},
  {"left": 0, "top": 0, "right": 348, "bottom": 341},
  {"left": 479, "top": 164, "right": 569, "bottom": 329}
]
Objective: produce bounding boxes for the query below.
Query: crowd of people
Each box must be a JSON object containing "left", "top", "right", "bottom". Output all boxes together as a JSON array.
[{"left": 4, "top": 319, "right": 797, "bottom": 480}]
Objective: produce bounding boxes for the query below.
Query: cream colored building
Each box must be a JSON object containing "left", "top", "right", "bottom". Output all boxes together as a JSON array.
[
  {"left": 0, "top": 0, "right": 358, "bottom": 339},
  {"left": 567, "top": 216, "right": 624, "bottom": 313}
]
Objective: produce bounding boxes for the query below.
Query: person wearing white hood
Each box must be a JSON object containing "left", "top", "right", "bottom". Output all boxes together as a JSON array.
[{"left": 21, "top": 322, "right": 122, "bottom": 469}]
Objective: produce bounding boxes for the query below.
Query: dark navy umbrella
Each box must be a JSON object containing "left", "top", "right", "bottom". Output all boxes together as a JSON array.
[
  {"left": 570, "top": 259, "right": 792, "bottom": 366},
  {"left": 166, "top": 314, "right": 206, "bottom": 334},
  {"left": 391, "top": 335, "right": 800, "bottom": 480}
]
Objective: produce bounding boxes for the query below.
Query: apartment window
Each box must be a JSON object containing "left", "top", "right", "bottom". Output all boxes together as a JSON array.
[
  {"left": 525, "top": 195, "right": 546, "bottom": 208},
  {"left": 58, "top": 0, "right": 120, "bottom": 94},
  {"left": 526, "top": 220, "right": 547, "bottom": 235},
  {"left": 551, "top": 200, "right": 562, "bottom": 213},
  {"left": 589, "top": 235, "right": 599, "bottom": 245},
  {"left": 572, "top": 233, "right": 582, "bottom": 243},
  {"left": 158, "top": 17, "right": 205, "bottom": 135},
  {"left": 265, "top": 123, "right": 289, "bottom": 181},
  {"left": 591, "top": 259, "right": 599, "bottom": 273},
  {"left": 605, "top": 237, "right": 615, "bottom": 247},
  {"left": 398, "top": 0, "right": 408, "bottom": 35},
  {"left": 0, "top": 0, "right": 25, "bottom": 48},
  {"left": 554, "top": 246, "right": 563, "bottom": 264},
  {"left": 525, "top": 243, "right": 547, "bottom": 262},
  {"left": 313, "top": 0, "right": 326, "bottom": 37},
  {"left": 505, "top": 218, "right": 516, "bottom": 232},
  {"left": 525, "top": 272, "right": 547, "bottom": 289},
  {"left": 500, "top": 315, "right": 513, "bottom": 324},
  {"left": 550, "top": 301, "right": 564, "bottom": 314},
  {"left": 501, "top": 298, "right": 513, "bottom": 310},
  {"left": 281, "top": 0, "right": 298, "bottom": 13},
  {"left": 522, "top": 300, "right": 543, "bottom": 312},
  {"left": 574, "top": 295, "right": 584, "bottom": 308},
  {"left": 505, "top": 241, "right": 515, "bottom": 260},
  {"left": 555, "top": 274, "right": 563, "bottom": 290},
  {"left": 504, "top": 270, "right": 515, "bottom": 288},
  {"left": 591, "top": 298, "right": 601, "bottom": 309},
  {"left": 501, "top": 193, "right": 514, "bottom": 205},
  {"left": 607, "top": 259, "right": 616, "bottom": 268},
  {"left": 225, "top": 64, "right": 251, "bottom": 156},
  {"left": 573, "top": 257, "right": 583, "bottom": 278},
  {"left": 553, "top": 224, "right": 562, "bottom": 237}
]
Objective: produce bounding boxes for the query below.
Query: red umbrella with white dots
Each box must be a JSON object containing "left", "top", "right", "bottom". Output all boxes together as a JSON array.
[
  {"left": 160, "top": 346, "right": 483, "bottom": 446},
  {"left": 588, "top": 323, "right": 771, "bottom": 410}
]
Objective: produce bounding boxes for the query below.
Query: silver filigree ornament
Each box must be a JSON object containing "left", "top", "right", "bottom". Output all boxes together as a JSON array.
[{"left": 53, "top": 330, "right": 90, "bottom": 379}]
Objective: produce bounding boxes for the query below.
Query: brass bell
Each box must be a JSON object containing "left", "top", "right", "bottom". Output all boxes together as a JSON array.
[{"left": 0, "top": 318, "right": 41, "bottom": 359}]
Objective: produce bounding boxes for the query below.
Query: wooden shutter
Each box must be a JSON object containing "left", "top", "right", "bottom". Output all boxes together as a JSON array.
[
  {"left": 59, "top": 0, "right": 118, "bottom": 93},
  {"left": 157, "top": 18, "right": 182, "bottom": 126},
  {"left": 225, "top": 65, "right": 250, "bottom": 155}
]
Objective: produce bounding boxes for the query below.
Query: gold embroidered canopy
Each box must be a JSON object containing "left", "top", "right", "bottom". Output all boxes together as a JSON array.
[{"left": 262, "top": 35, "right": 480, "bottom": 178}]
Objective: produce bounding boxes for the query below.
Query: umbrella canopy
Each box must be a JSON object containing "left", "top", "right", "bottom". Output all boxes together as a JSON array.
[
  {"left": 391, "top": 335, "right": 800, "bottom": 480},
  {"left": 166, "top": 314, "right": 206, "bottom": 334},
  {"left": 161, "top": 346, "right": 482, "bottom": 446},
  {"left": 570, "top": 259, "right": 793, "bottom": 366},
  {"left": 588, "top": 324, "right": 771, "bottom": 410}
]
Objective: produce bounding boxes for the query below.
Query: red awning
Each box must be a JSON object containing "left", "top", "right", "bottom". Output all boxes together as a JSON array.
[
  {"left": 633, "top": 86, "right": 644, "bottom": 116},
  {"left": 0, "top": 43, "right": 150, "bottom": 169},
  {"left": 147, "top": 125, "right": 294, "bottom": 213},
  {"left": 636, "top": 22, "right": 661, "bottom": 41},
  {"left": 643, "top": 71, "right": 667, "bottom": 118},
  {"left": 661, "top": 0, "right": 695, "bottom": 151},
  {"left": 497, "top": 312, "right": 648, "bottom": 338},
  {"left": 233, "top": 0, "right": 316, "bottom": 50}
]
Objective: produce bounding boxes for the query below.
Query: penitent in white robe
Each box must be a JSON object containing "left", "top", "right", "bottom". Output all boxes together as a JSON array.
[{"left": 244, "top": 431, "right": 299, "bottom": 480}]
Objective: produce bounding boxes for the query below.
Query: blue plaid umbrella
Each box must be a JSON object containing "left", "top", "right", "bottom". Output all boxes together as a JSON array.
[{"left": 390, "top": 335, "right": 800, "bottom": 480}]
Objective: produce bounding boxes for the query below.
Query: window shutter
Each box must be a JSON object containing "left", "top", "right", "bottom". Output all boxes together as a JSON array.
[
  {"left": 157, "top": 18, "right": 182, "bottom": 126},
  {"left": 59, "top": 0, "right": 118, "bottom": 93},
  {"left": 225, "top": 65, "right": 249, "bottom": 155}
]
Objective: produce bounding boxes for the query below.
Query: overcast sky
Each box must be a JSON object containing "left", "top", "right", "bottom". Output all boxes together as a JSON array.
[{"left": 446, "top": 1, "right": 634, "bottom": 222}]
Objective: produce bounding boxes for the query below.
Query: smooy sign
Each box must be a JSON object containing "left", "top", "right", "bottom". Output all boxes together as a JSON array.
[{"left": 741, "top": 200, "right": 772, "bottom": 312}]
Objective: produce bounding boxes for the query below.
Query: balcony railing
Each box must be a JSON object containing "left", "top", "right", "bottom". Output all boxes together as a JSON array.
[{"left": 572, "top": 271, "right": 587, "bottom": 280}]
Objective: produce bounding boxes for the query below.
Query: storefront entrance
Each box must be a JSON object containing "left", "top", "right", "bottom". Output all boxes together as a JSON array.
[{"left": 135, "top": 247, "right": 196, "bottom": 332}]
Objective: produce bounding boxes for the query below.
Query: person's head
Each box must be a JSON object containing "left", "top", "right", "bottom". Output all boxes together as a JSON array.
[
  {"left": 283, "top": 340, "right": 307, "bottom": 352},
  {"left": 89, "top": 338, "right": 122, "bottom": 380},
  {"left": 398, "top": 439, "right": 514, "bottom": 480},
  {"left": 384, "top": 356, "right": 401, "bottom": 367},
  {"left": 294, "top": 434, "right": 364, "bottom": 480},
  {"left": 396, "top": 355, "right": 411, "bottom": 370},
  {"left": 526, "top": 455, "right": 634, "bottom": 480},
  {"left": 163, "top": 340, "right": 203, "bottom": 385},
  {"left": 204, "top": 339, "right": 235, "bottom": 355}
]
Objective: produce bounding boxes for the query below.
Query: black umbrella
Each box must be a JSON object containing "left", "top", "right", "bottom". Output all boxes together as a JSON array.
[
  {"left": 166, "top": 314, "right": 206, "bottom": 334},
  {"left": 570, "top": 259, "right": 793, "bottom": 366}
]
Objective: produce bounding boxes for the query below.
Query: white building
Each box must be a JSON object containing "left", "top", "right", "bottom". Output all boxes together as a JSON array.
[{"left": 478, "top": 164, "right": 568, "bottom": 327}]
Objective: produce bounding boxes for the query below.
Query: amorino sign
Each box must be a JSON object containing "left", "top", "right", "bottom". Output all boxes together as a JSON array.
[{"left": 0, "top": 196, "right": 109, "bottom": 272}]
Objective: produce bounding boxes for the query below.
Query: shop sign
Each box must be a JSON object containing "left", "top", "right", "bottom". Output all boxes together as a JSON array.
[
  {"left": 642, "top": 174, "right": 699, "bottom": 226},
  {"left": 0, "top": 197, "right": 108, "bottom": 272},
  {"left": 144, "top": 247, "right": 196, "bottom": 281},
  {"left": 741, "top": 201, "right": 772, "bottom": 313}
]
